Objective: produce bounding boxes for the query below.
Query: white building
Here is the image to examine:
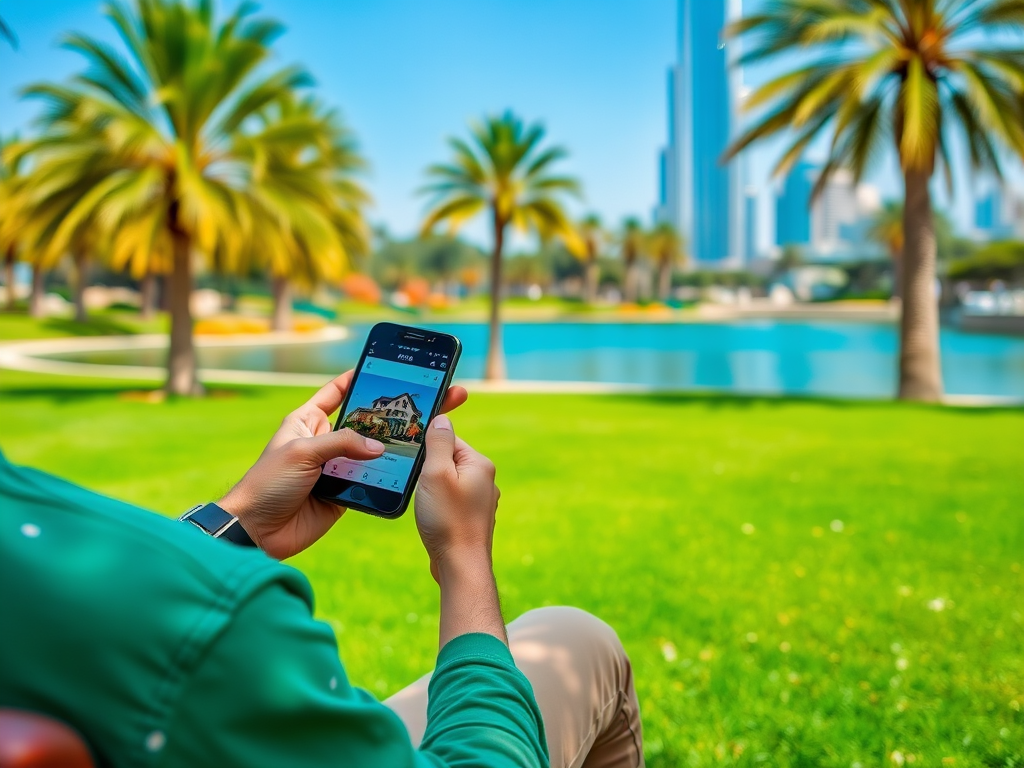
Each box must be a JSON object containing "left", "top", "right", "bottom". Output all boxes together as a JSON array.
[{"left": 810, "top": 169, "right": 881, "bottom": 256}]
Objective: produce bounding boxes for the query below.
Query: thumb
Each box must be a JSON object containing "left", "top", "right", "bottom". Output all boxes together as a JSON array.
[
  {"left": 421, "top": 414, "right": 456, "bottom": 478},
  {"left": 302, "top": 428, "right": 386, "bottom": 466}
]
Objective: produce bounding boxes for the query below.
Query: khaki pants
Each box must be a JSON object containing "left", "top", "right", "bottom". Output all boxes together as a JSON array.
[{"left": 386, "top": 607, "right": 644, "bottom": 768}]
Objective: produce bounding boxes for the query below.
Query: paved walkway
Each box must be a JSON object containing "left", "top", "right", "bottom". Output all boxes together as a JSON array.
[
  {"left": 1, "top": 330, "right": 1020, "bottom": 405},
  {"left": 0, "top": 330, "right": 347, "bottom": 388}
]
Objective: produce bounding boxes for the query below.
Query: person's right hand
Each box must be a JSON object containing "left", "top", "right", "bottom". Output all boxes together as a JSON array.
[{"left": 414, "top": 414, "right": 500, "bottom": 583}]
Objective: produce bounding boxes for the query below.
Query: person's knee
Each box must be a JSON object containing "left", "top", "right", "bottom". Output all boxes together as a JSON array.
[{"left": 511, "top": 606, "right": 629, "bottom": 668}]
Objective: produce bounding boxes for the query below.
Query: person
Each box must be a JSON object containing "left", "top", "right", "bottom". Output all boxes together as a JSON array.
[{"left": 0, "top": 371, "right": 644, "bottom": 768}]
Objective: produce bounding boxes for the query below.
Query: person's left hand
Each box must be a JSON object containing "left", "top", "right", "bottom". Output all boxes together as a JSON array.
[{"left": 219, "top": 370, "right": 469, "bottom": 560}]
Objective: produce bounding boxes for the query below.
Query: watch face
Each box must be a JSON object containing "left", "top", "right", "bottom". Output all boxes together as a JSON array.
[
  {"left": 184, "top": 504, "right": 234, "bottom": 536},
  {"left": 180, "top": 504, "right": 257, "bottom": 547}
]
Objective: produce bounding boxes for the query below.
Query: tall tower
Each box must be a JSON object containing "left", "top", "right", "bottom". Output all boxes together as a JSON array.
[
  {"left": 660, "top": 0, "right": 744, "bottom": 267},
  {"left": 655, "top": 67, "right": 680, "bottom": 226},
  {"left": 776, "top": 161, "right": 816, "bottom": 247}
]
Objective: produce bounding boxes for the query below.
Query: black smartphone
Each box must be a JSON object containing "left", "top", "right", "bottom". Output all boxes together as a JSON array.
[{"left": 312, "top": 322, "right": 462, "bottom": 519}]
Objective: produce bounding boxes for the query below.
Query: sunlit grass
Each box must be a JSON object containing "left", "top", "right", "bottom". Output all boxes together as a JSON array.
[
  {"left": 0, "top": 369, "right": 1021, "bottom": 767},
  {"left": 0, "top": 308, "right": 168, "bottom": 340}
]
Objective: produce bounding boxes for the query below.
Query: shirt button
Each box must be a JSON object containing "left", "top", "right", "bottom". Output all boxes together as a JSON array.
[{"left": 145, "top": 731, "right": 166, "bottom": 752}]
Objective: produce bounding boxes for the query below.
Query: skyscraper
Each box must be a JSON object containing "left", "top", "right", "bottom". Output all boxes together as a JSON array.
[
  {"left": 975, "top": 191, "right": 999, "bottom": 231},
  {"left": 974, "top": 187, "right": 1024, "bottom": 240},
  {"left": 776, "top": 161, "right": 816, "bottom": 247},
  {"left": 658, "top": 0, "right": 744, "bottom": 267},
  {"left": 744, "top": 188, "right": 758, "bottom": 261},
  {"left": 656, "top": 68, "right": 679, "bottom": 227}
]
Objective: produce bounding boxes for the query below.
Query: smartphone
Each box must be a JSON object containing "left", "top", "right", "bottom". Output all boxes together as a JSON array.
[{"left": 312, "top": 322, "right": 462, "bottom": 519}]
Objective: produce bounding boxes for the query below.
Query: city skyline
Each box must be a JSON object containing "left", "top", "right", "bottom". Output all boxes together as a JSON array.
[{"left": 658, "top": 0, "right": 1024, "bottom": 262}]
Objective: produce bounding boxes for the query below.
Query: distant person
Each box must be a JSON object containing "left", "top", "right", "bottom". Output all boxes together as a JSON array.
[{"left": 0, "top": 371, "right": 643, "bottom": 768}]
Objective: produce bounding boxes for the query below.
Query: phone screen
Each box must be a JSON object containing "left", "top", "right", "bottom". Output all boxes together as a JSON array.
[{"left": 315, "top": 323, "right": 459, "bottom": 515}]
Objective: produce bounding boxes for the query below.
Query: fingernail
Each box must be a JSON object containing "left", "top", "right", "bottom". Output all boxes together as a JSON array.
[
  {"left": 365, "top": 438, "right": 385, "bottom": 452},
  {"left": 433, "top": 414, "right": 452, "bottom": 431}
]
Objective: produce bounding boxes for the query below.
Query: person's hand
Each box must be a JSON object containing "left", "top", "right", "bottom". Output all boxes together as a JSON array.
[
  {"left": 414, "top": 414, "right": 500, "bottom": 583},
  {"left": 220, "top": 371, "right": 468, "bottom": 560}
]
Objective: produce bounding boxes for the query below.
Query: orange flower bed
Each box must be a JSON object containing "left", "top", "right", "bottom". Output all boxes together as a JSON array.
[
  {"left": 195, "top": 316, "right": 270, "bottom": 335},
  {"left": 195, "top": 315, "right": 327, "bottom": 335}
]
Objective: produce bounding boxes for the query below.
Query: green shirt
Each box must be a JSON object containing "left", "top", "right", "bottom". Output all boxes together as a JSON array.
[{"left": 0, "top": 454, "right": 548, "bottom": 768}]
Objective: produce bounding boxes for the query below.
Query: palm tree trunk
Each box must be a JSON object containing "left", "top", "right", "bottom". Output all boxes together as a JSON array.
[
  {"left": 271, "top": 274, "right": 292, "bottom": 332},
  {"left": 140, "top": 271, "right": 157, "bottom": 320},
  {"left": 624, "top": 258, "right": 639, "bottom": 303},
  {"left": 485, "top": 210, "right": 507, "bottom": 381},
  {"left": 898, "top": 169, "right": 942, "bottom": 401},
  {"left": 166, "top": 233, "right": 201, "bottom": 396},
  {"left": 4, "top": 248, "right": 15, "bottom": 310},
  {"left": 585, "top": 257, "right": 599, "bottom": 304},
  {"left": 29, "top": 265, "right": 45, "bottom": 318},
  {"left": 73, "top": 251, "right": 89, "bottom": 323},
  {"left": 658, "top": 260, "right": 673, "bottom": 302},
  {"left": 891, "top": 250, "right": 903, "bottom": 301}
]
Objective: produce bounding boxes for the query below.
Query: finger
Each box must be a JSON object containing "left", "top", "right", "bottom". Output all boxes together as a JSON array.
[
  {"left": 280, "top": 405, "right": 334, "bottom": 442},
  {"left": 302, "top": 427, "right": 386, "bottom": 466},
  {"left": 307, "top": 370, "right": 355, "bottom": 417},
  {"left": 421, "top": 414, "right": 457, "bottom": 478},
  {"left": 452, "top": 435, "right": 495, "bottom": 477},
  {"left": 452, "top": 435, "right": 476, "bottom": 466},
  {"left": 438, "top": 386, "right": 468, "bottom": 415}
]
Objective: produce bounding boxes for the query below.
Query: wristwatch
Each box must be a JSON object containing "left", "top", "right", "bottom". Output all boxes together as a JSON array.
[{"left": 179, "top": 503, "right": 258, "bottom": 548}]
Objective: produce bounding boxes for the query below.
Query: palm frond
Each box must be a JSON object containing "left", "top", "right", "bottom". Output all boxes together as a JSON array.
[
  {"left": 62, "top": 33, "right": 149, "bottom": 116},
  {"left": 954, "top": 58, "right": 1024, "bottom": 156},
  {"left": 420, "top": 111, "right": 580, "bottom": 243},
  {"left": 420, "top": 196, "right": 486, "bottom": 236},
  {"left": 727, "top": 0, "right": 1024, "bottom": 206},
  {"left": 898, "top": 56, "right": 940, "bottom": 170},
  {"left": 0, "top": 14, "right": 19, "bottom": 49}
]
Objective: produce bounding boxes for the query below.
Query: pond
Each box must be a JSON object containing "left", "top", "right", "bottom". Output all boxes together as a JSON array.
[{"left": 46, "top": 320, "right": 1024, "bottom": 399}]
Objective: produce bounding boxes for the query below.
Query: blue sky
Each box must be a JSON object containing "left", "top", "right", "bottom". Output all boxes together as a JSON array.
[{"left": 1, "top": 0, "right": 1019, "bottom": 251}]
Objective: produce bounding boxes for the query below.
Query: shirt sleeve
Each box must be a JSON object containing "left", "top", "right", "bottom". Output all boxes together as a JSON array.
[
  {"left": 159, "top": 578, "right": 548, "bottom": 768},
  {"left": 421, "top": 633, "right": 549, "bottom": 768}
]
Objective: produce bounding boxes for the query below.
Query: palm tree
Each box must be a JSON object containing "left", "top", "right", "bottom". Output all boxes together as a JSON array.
[
  {"left": 0, "top": 135, "right": 25, "bottom": 310},
  {"left": 22, "top": 0, "right": 314, "bottom": 394},
  {"left": 240, "top": 95, "right": 370, "bottom": 331},
  {"left": 0, "top": 137, "right": 55, "bottom": 319},
  {"left": 619, "top": 217, "right": 647, "bottom": 303},
  {"left": 649, "top": 221, "right": 686, "bottom": 302},
  {"left": 724, "top": 0, "right": 1024, "bottom": 402},
  {"left": 421, "top": 111, "right": 581, "bottom": 380},
  {"left": 7, "top": 121, "right": 125, "bottom": 324},
  {"left": 577, "top": 213, "right": 606, "bottom": 304}
]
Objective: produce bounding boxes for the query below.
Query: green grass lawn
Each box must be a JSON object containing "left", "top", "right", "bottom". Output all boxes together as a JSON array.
[
  {"left": 1, "top": 369, "right": 1021, "bottom": 767},
  {"left": 0, "top": 308, "right": 168, "bottom": 340}
]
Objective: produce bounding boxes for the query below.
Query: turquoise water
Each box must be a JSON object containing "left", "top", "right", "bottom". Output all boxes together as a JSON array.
[{"left": 52, "top": 321, "right": 1024, "bottom": 398}]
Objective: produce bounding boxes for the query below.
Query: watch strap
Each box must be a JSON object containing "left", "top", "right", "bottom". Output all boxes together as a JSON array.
[{"left": 179, "top": 503, "right": 257, "bottom": 548}]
